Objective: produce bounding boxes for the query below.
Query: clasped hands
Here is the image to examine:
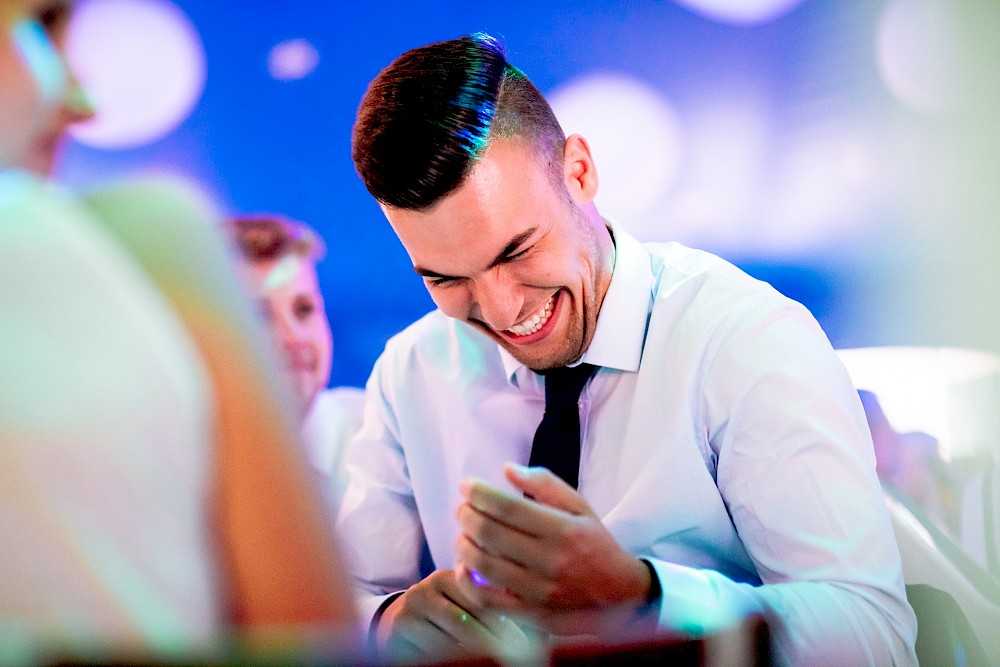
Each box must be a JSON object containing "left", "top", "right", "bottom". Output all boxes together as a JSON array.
[{"left": 376, "top": 463, "right": 653, "bottom": 661}]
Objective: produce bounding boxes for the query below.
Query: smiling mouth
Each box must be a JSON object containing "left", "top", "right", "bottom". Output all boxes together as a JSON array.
[{"left": 506, "top": 294, "right": 555, "bottom": 337}]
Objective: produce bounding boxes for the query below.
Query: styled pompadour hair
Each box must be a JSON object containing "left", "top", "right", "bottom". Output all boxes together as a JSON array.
[{"left": 352, "top": 32, "right": 566, "bottom": 211}]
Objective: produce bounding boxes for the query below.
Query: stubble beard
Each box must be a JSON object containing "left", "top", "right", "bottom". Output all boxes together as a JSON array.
[{"left": 492, "top": 289, "right": 591, "bottom": 372}]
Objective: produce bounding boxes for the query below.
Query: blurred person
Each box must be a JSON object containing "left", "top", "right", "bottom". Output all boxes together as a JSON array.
[
  {"left": 339, "top": 32, "right": 917, "bottom": 665},
  {"left": 227, "top": 214, "right": 365, "bottom": 507},
  {"left": 228, "top": 214, "right": 332, "bottom": 410},
  {"left": 857, "top": 389, "right": 899, "bottom": 482},
  {"left": 859, "top": 390, "right": 960, "bottom": 536},
  {"left": 896, "top": 431, "right": 960, "bottom": 534},
  {"left": 0, "top": 1, "right": 358, "bottom": 660},
  {"left": 14, "top": 0, "right": 94, "bottom": 175},
  {"left": 0, "top": 0, "right": 65, "bottom": 167}
]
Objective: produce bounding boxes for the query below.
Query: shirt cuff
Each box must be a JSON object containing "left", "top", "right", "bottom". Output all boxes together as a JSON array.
[
  {"left": 644, "top": 558, "right": 760, "bottom": 635},
  {"left": 367, "top": 591, "right": 405, "bottom": 656},
  {"left": 640, "top": 557, "right": 663, "bottom": 606},
  {"left": 639, "top": 557, "right": 664, "bottom": 625}
]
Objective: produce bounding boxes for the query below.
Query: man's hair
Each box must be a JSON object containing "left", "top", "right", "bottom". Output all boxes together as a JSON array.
[
  {"left": 352, "top": 32, "right": 567, "bottom": 211},
  {"left": 226, "top": 214, "right": 326, "bottom": 264}
]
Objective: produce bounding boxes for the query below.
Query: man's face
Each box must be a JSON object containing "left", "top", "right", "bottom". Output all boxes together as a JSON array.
[
  {"left": 382, "top": 137, "right": 614, "bottom": 370},
  {"left": 247, "top": 255, "right": 333, "bottom": 409},
  {"left": 0, "top": 0, "right": 68, "bottom": 169}
]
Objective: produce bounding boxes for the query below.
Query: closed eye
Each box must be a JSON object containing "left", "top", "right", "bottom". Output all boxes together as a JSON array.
[
  {"left": 489, "top": 228, "right": 537, "bottom": 269},
  {"left": 427, "top": 276, "right": 461, "bottom": 287},
  {"left": 504, "top": 245, "right": 531, "bottom": 262},
  {"left": 415, "top": 265, "right": 464, "bottom": 287}
]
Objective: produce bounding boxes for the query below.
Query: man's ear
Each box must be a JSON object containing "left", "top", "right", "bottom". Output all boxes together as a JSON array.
[{"left": 563, "top": 134, "right": 599, "bottom": 205}]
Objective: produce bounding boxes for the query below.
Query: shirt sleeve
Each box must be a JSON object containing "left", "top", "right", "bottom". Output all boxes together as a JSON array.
[
  {"left": 334, "top": 353, "right": 429, "bottom": 626},
  {"left": 649, "top": 302, "right": 918, "bottom": 666}
]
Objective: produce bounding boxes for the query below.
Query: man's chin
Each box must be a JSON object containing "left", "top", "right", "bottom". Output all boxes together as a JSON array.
[
  {"left": 497, "top": 338, "right": 580, "bottom": 372},
  {"left": 471, "top": 321, "right": 581, "bottom": 370},
  {"left": 286, "top": 374, "right": 316, "bottom": 412}
]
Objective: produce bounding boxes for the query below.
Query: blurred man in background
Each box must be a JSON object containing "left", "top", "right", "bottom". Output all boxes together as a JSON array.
[{"left": 228, "top": 214, "right": 365, "bottom": 507}]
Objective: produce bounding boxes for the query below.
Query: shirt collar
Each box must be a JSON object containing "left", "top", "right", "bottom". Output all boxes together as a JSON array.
[{"left": 497, "top": 217, "right": 655, "bottom": 384}]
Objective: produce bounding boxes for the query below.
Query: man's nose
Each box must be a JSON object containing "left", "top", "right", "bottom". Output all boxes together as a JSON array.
[
  {"left": 273, "top": 309, "right": 303, "bottom": 347},
  {"left": 471, "top": 272, "right": 523, "bottom": 332},
  {"left": 64, "top": 72, "right": 96, "bottom": 124}
]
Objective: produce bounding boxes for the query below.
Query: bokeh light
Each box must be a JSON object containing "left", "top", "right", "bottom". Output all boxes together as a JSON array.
[
  {"left": 65, "top": 0, "right": 206, "bottom": 149},
  {"left": 662, "top": 97, "right": 769, "bottom": 250},
  {"left": 876, "top": 0, "right": 964, "bottom": 115},
  {"left": 548, "top": 72, "right": 684, "bottom": 232},
  {"left": 268, "top": 38, "right": 320, "bottom": 81},
  {"left": 671, "top": 0, "right": 806, "bottom": 26},
  {"left": 761, "top": 130, "right": 880, "bottom": 252}
]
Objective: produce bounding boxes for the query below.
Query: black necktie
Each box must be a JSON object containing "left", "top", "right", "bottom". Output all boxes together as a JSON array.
[{"left": 528, "top": 363, "right": 597, "bottom": 490}]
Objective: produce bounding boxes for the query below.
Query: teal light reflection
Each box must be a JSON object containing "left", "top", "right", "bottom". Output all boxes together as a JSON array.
[{"left": 12, "top": 19, "right": 66, "bottom": 103}]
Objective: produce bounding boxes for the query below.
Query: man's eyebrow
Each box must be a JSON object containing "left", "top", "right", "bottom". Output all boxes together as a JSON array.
[
  {"left": 413, "top": 227, "right": 538, "bottom": 279},
  {"left": 413, "top": 266, "right": 456, "bottom": 279},
  {"left": 488, "top": 227, "right": 537, "bottom": 269}
]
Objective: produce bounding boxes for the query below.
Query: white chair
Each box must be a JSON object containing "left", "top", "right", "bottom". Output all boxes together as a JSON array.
[{"left": 960, "top": 462, "right": 1000, "bottom": 579}]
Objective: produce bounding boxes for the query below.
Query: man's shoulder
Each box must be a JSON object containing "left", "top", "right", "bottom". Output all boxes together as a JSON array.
[
  {"left": 383, "top": 308, "right": 467, "bottom": 352},
  {"left": 313, "top": 386, "right": 365, "bottom": 418},
  {"left": 0, "top": 172, "right": 100, "bottom": 247},
  {"left": 640, "top": 241, "right": 819, "bottom": 359},
  {"left": 646, "top": 241, "right": 802, "bottom": 316},
  {"left": 302, "top": 387, "right": 366, "bottom": 468},
  {"left": 377, "top": 310, "right": 500, "bottom": 379}
]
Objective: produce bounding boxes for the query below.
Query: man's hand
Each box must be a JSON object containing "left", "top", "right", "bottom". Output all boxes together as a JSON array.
[
  {"left": 375, "top": 568, "right": 531, "bottom": 662},
  {"left": 454, "top": 464, "right": 652, "bottom": 632}
]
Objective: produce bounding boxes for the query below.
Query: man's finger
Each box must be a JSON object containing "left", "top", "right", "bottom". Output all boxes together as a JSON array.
[
  {"left": 459, "top": 477, "right": 567, "bottom": 536},
  {"left": 391, "top": 616, "right": 454, "bottom": 657},
  {"left": 456, "top": 501, "right": 549, "bottom": 569},
  {"left": 432, "top": 596, "right": 506, "bottom": 654},
  {"left": 504, "top": 463, "right": 592, "bottom": 515},
  {"left": 455, "top": 534, "right": 555, "bottom": 606},
  {"left": 475, "top": 609, "right": 541, "bottom": 663},
  {"left": 454, "top": 564, "right": 533, "bottom": 613}
]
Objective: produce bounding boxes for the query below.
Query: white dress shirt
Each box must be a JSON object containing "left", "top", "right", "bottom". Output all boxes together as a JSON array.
[
  {"left": 302, "top": 386, "right": 365, "bottom": 509},
  {"left": 337, "top": 221, "right": 917, "bottom": 666}
]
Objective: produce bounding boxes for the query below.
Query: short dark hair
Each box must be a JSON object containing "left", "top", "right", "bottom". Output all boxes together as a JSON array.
[
  {"left": 352, "top": 32, "right": 566, "bottom": 211},
  {"left": 225, "top": 214, "right": 325, "bottom": 264}
]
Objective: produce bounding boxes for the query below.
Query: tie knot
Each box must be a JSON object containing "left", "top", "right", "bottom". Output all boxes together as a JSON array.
[{"left": 541, "top": 363, "right": 597, "bottom": 409}]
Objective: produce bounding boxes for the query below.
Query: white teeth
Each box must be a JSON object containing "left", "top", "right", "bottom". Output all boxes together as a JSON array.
[{"left": 507, "top": 296, "right": 554, "bottom": 337}]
